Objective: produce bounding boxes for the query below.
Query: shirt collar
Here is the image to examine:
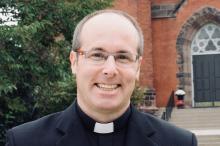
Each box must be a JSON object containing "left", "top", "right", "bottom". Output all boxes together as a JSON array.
[{"left": 76, "top": 102, "right": 131, "bottom": 134}]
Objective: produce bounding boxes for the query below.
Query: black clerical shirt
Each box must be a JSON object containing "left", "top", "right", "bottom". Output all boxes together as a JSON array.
[{"left": 76, "top": 103, "right": 131, "bottom": 146}]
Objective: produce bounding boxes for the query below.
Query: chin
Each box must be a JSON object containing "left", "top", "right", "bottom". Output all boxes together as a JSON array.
[{"left": 95, "top": 102, "right": 120, "bottom": 111}]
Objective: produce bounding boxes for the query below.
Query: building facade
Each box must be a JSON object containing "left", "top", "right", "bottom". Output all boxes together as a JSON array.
[{"left": 113, "top": 0, "right": 220, "bottom": 107}]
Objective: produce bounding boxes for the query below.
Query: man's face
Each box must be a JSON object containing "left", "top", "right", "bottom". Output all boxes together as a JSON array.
[{"left": 70, "top": 13, "right": 142, "bottom": 117}]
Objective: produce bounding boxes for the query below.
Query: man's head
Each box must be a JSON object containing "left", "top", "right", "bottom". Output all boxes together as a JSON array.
[
  {"left": 70, "top": 9, "right": 144, "bottom": 122},
  {"left": 72, "top": 9, "right": 144, "bottom": 57}
]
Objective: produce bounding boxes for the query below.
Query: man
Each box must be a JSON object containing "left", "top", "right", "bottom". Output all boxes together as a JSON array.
[{"left": 6, "top": 10, "right": 197, "bottom": 146}]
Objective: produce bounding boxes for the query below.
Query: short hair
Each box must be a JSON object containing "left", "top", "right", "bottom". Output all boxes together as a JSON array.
[{"left": 72, "top": 9, "right": 144, "bottom": 56}]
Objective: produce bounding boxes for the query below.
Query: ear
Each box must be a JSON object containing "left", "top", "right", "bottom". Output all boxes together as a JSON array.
[
  {"left": 135, "top": 57, "right": 142, "bottom": 81},
  {"left": 69, "top": 51, "right": 77, "bottom": 74}
]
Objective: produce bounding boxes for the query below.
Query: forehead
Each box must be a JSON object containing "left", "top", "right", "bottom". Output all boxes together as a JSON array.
[
  {"left": 80, "top": 13, "right": 139, "bottom": 51},
  {"left": 82, "top": 12, "right": 136, "bottom": 30}
]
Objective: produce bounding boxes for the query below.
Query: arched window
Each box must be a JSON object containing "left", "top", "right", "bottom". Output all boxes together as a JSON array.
[{"left": 191, "top": 24, "right": 220, "bottom": 55}]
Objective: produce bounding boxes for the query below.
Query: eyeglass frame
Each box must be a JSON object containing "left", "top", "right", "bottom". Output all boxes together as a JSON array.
[{"left": 74, "top": 48, "right": 140, "bottom": 68}]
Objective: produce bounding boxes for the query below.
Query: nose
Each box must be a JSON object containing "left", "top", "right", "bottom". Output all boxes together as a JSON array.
[{"left": 102, "top": 56, "right": 118, "bottom": 78}]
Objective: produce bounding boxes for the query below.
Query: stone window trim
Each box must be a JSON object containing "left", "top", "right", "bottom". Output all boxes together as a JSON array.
[
  {"left": 151, "top": 4, "right": 176, "bottom": 18},
  {"left": 151, "top": 0, "right": 187, "bottom": 19}
]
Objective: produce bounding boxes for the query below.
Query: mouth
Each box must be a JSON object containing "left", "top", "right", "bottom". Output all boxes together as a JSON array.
[{"left": 95, "top": 83, "right": 121, "bottom": 91}]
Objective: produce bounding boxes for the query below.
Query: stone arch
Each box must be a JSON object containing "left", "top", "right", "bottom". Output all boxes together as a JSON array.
[{"left": 176, "top": 7, "right": 220, "bottom": 106}]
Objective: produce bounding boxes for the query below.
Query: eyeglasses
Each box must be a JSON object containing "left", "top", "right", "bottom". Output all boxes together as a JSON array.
[{"left": 76, "top": 49, "right": 139, "bottom": 68}]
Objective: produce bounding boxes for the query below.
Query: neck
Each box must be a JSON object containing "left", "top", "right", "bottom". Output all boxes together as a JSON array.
[{"left": 77, "top": 100, "right": 130, "bottom": 123}]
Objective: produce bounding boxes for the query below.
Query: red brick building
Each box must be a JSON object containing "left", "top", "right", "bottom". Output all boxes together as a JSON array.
[{"left": 113, "top": 0, "right": 220, "bottom": 107}]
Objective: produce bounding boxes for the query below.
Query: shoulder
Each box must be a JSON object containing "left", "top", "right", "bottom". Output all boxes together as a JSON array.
[
  {"left": 12, "top": 111, "right": 62, "bottom": 134},
  {"left": 6, "top": 111, "right": 63, "bottom": 146},
  {"left": 6, "top": 102, "right": 77, "bottom": 146},
  {"left": 132, "top": 109, "right": 197, "bottom": 145},
  {"left": 144, "top": 112, "right": 190, "bottom": 135}
]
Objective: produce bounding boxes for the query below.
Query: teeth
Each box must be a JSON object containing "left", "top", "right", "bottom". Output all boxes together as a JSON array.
[{"left": 97, "top": 84, "right": 118, "bottom": 91}]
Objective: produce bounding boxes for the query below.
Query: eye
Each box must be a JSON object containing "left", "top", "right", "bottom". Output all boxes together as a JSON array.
[
  {"left": 115, "top": 53, "right": 133, "bottom": 63},
  {"left": 87, "top": 51, "right": 106, "bottom": 61}
]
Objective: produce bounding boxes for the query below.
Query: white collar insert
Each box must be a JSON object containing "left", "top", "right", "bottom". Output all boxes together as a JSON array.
[{"left": 94, "top": 122, "right": 114, "bottom": 134}]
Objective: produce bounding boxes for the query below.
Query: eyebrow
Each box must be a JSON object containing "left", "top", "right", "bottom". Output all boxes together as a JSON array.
[
  {"left": 117, "top": 50, "right": 132, "bottom": 54},
  {"left": 91, "top": 47, "right": 133, "bottom": 54},
  {"left": 90, "top": 47, "right": 105, "bottom": 51}
]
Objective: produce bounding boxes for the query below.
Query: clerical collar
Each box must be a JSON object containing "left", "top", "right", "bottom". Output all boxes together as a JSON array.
[{"left": 75, "top": 103, "right": 131, "bottom": 134}]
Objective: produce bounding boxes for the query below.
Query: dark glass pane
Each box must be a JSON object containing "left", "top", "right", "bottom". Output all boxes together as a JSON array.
[
  {"left": 198, "top": 29, "right": 209, "bottom": 39},
  {"left": 205, "top": 40, "right": 216, "bottom": 51},
  {"left": 199, "top": 42, "right": 205, "bottom": 47},
  {"left": 217, "top": 41, "right": 220, "bottom": 46},
  {"left": 212, "top": 28, "right": 220, "bottom": 39},
  {"left": 193, "top": 46, "right": 199, "bottom": 52},
  {"left": 207, "top": 25, "right": 213, "bottom": 31}
]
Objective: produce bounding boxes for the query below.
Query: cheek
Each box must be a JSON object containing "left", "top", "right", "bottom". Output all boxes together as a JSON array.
[
  {"left": 124, "top": 69, "right": 138, "bottom": 82},
  {"left": 121, "top": 69, "right": 138, "bottom": 92},
  {"left": 76, "top": 64, "right": 99, "bottom": 84}
]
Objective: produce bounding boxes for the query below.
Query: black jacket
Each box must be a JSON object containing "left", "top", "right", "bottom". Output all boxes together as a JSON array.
[{"left": 6, "top": 102, "right": 197, "bottom": 146}]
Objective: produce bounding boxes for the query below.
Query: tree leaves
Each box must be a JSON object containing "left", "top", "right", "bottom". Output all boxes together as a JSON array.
[{"left": 0, "top": 0, "right": 112, "bottom": 145}]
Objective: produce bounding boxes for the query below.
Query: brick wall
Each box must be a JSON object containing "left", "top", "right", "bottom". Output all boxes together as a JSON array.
[
  {"left": 112, "top": 0, "right": 220, "bottom": 107},
  {"left": 152, "top": 0, "right": 220, "bottom": 106},
  {"left": 114, "top": 0, "right": 154, "bottom": 88}
]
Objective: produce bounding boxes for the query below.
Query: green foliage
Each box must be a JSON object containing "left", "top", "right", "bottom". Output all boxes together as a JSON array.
[
  {"left": 0, "top": 0, "right": 112, "bottom": 145},
  {"left": 131, "top": 86, "right": 146, "bottom": 106}
]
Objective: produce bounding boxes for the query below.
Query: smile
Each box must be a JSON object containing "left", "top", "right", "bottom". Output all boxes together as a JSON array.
[{"left": 95, "top": 83, "right": 120, "bottom": 91}]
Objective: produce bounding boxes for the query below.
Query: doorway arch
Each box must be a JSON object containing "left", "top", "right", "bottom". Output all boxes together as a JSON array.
[
  {"left": 191, "top": 24, "right": 220, "bottom": 107},
  {"left": 176, "top": 7, "right": 220, "bottom": 107}
]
